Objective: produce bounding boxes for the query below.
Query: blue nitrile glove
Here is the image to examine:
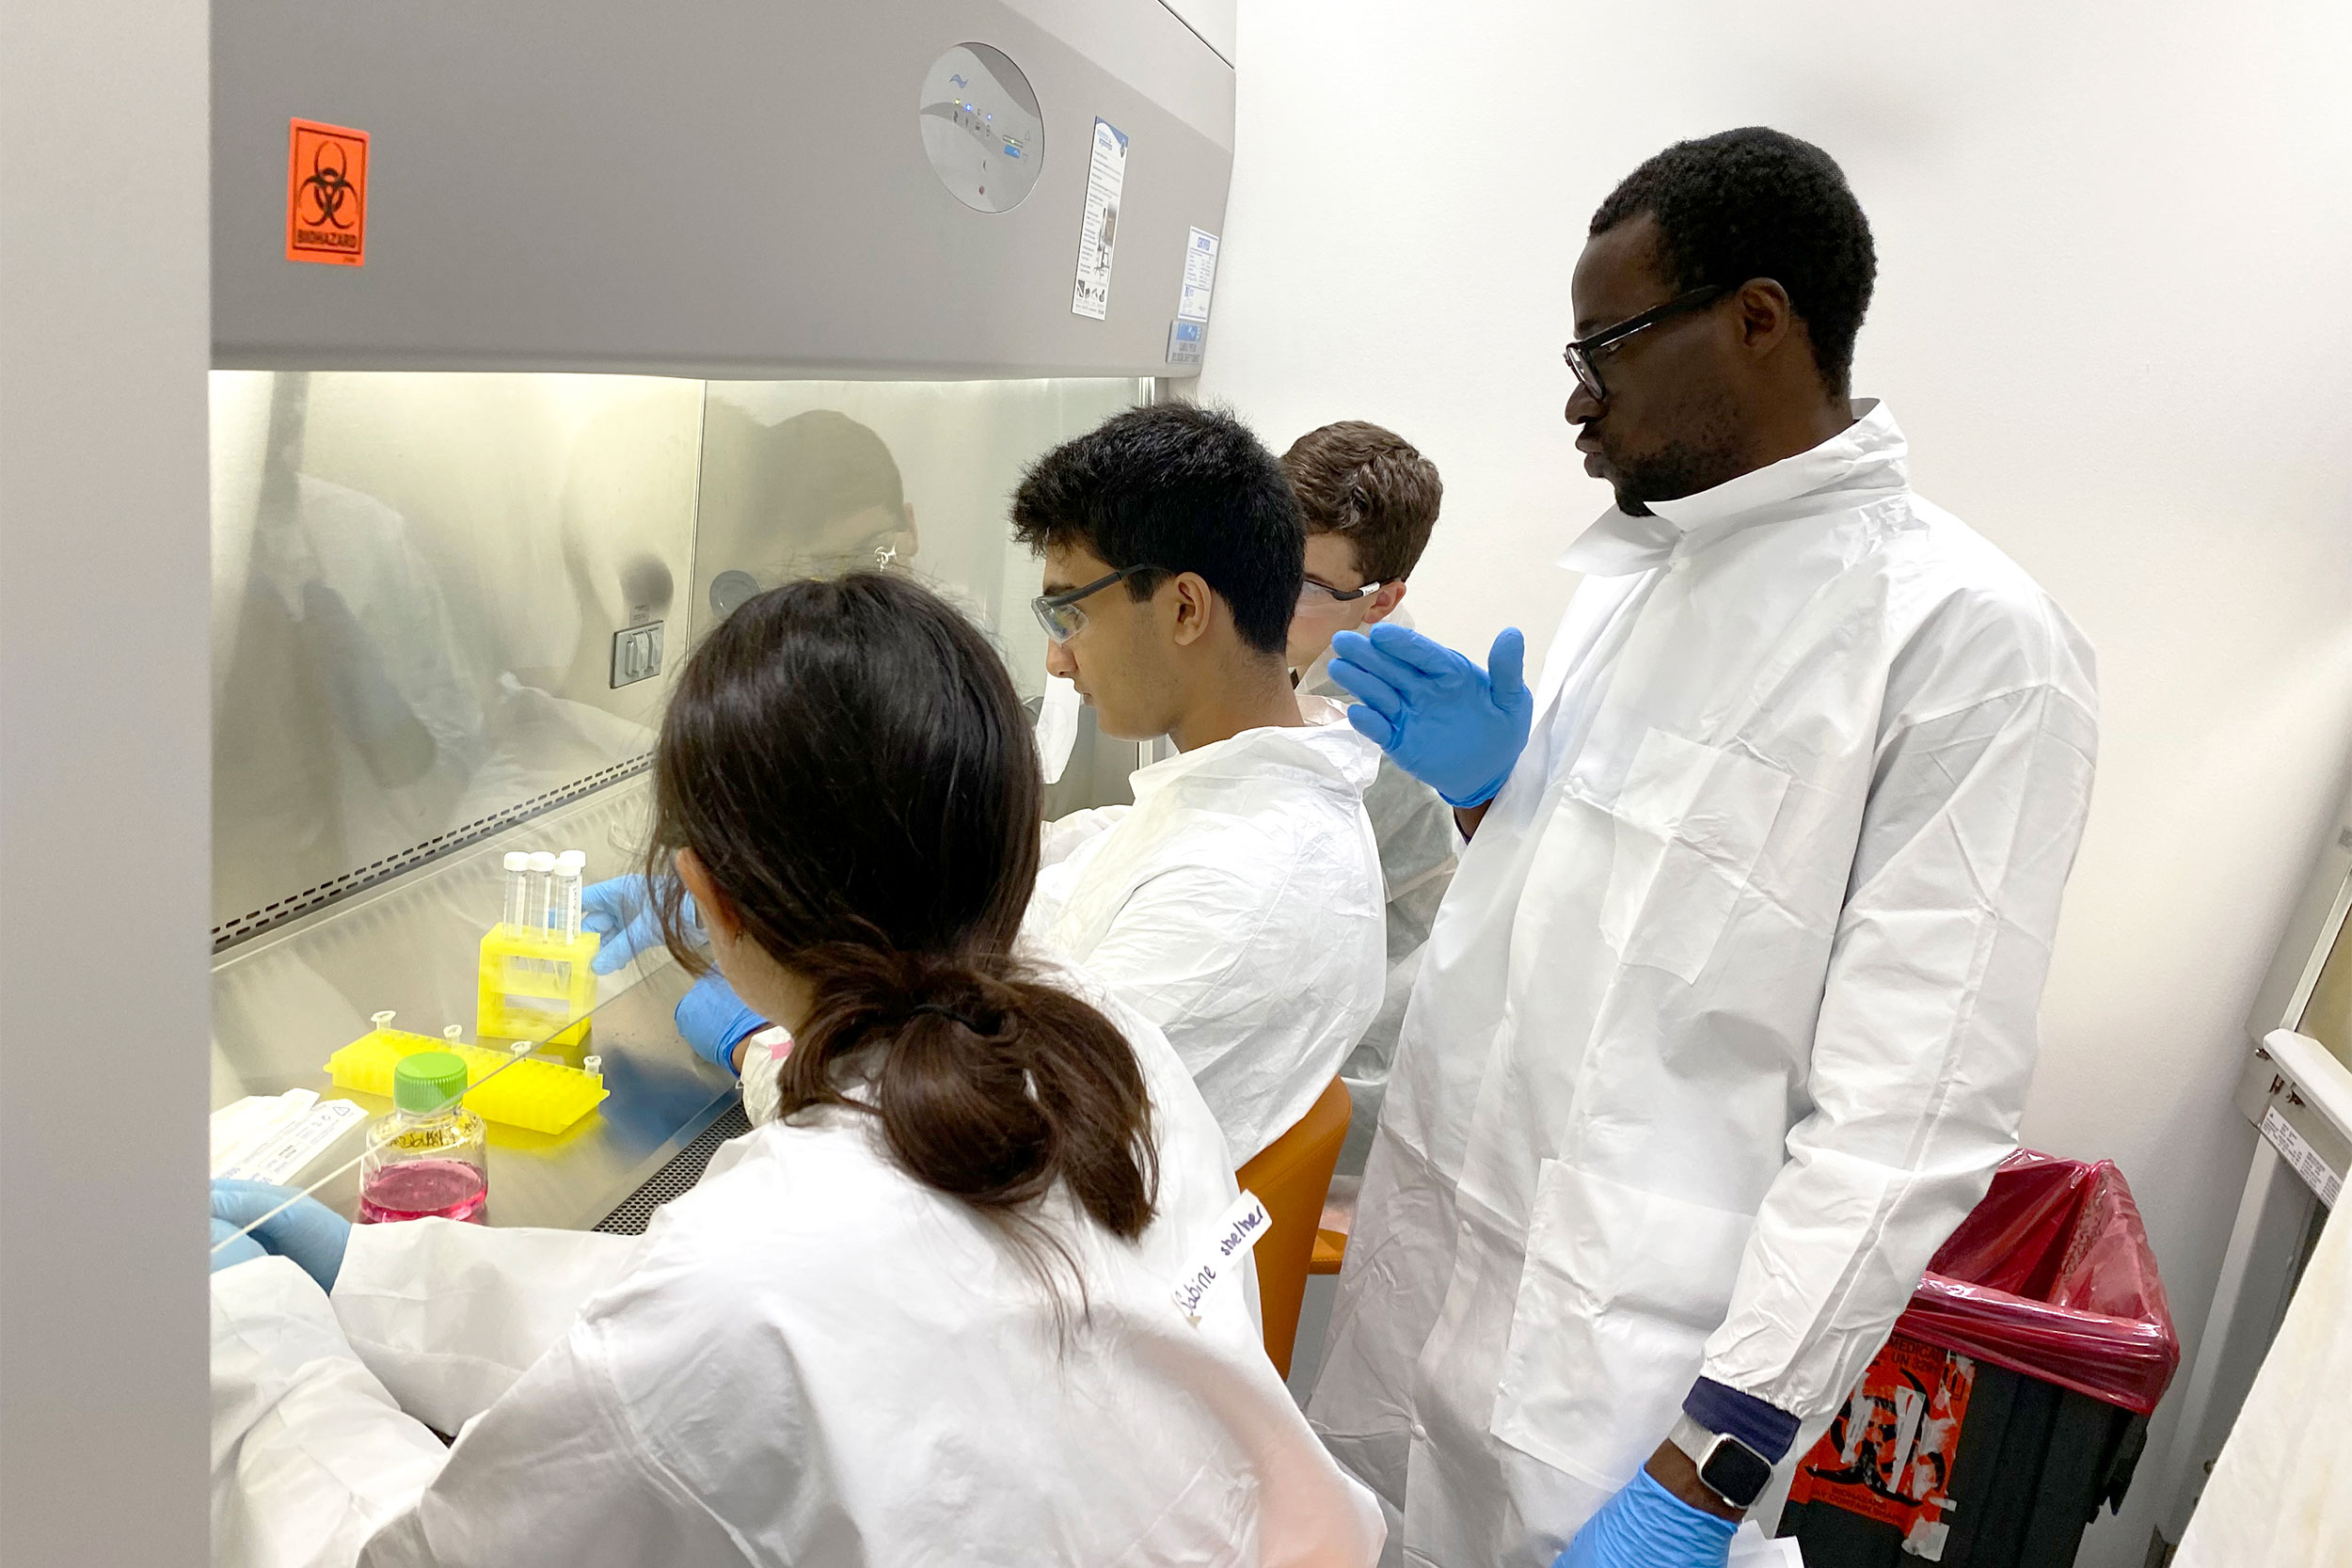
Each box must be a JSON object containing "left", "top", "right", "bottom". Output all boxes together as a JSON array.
[
  {"left": 211, "top": 1180, "right": 352, "bottom": 1294},
  {"left": 210, "top": 1216, "right": 266, "bottom": 1273},
  {"left": 580, "top": 874, "right": 699, "bottom": 974},
  {"left": 1552, "top": 1468, "right": 1737, "bottom": 1568},
  {"left": 1327, "top": 622, "right": 1534, "bottom": 809},
  {"left": 675, "top": 971, "right": 768, "bottom": 1074}
]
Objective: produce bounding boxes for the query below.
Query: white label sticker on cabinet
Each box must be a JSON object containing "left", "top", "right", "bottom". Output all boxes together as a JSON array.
[
  {"left": 1167, "top": 318, "right": 1204, "bottom": 366},
  {"left": 2262, "top": 1105, "right": 2344, "bottom": 1206},
  {"left": 1071, "top": 119, "right": 1129, "bottom": 320},
  {"left": 1177, "top": 227, "right": 1219, "bottom": 322}
]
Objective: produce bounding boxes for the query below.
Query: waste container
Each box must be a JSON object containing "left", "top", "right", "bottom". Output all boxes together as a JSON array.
[{"left": 1778, "top": 1149, "right": 2179, "bottom": 1566}]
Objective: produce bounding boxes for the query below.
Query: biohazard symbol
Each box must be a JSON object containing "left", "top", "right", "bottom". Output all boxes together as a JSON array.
[
  {"left": 286, "top": 119, "right": 370, "bottom": 266},
  {"left": 298, "top": 141, "right": 358, "bottom": 230}
]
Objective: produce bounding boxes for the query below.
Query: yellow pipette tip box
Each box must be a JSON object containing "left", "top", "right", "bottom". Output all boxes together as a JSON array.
[
  {"left": 476, "top": 923, "right": 601, "bottom": 1050},
  {"left": 325, "top": 1025, "right": 608, "bottom": 1135}
]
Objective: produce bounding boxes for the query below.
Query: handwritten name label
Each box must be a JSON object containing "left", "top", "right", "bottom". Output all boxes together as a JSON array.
[{"left": 1173, "top": 1190, "right": 1272, "bottom": 1323}]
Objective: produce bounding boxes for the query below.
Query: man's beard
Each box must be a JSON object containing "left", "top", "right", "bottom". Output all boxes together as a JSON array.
[{"left": 1604, "top": 391, "right": 1745, "bottom": 517}]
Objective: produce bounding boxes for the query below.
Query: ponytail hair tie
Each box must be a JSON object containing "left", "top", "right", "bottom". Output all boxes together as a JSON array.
[{"left": 908, "top": 1001, "right": 988, "bottom": 1032}]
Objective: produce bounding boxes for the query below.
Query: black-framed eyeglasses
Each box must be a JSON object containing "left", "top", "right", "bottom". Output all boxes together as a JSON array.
[
  {"left": 1032, "top": 563, "right": 1165, "bottom": 644},
  {"left": 1297, "top": 578, "right": 1383, "bottom": 611},
  {"left": 1562, "top": 284, "right": 1731, "bottom": 404}
]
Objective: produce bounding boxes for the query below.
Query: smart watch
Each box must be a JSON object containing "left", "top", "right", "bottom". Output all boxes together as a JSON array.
[{"left": 1666, "top": 1414, "right": 1774, "bottom": 1511}]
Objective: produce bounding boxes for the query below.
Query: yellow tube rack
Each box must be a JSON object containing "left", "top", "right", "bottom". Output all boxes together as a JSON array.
[
  {"left": 478, "top": 923, "right": 601, "bottom": 1049},
  {"left": 325, "top": 1022, "right": 608, "bottom": 1135}
]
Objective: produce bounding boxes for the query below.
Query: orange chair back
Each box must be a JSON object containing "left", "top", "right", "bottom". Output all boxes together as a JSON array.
[{"left": 1233, "top": 1076, "right": 1352, "bottom": 1378}]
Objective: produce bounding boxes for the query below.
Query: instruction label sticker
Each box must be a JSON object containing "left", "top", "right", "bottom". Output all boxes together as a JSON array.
[
  {"left": 1173, "top": 1188, "right": 1271, "bottom": 1322},
  {"left": 1176, "top": 228, "right": 1219, "bottom": 322},
  {"left": 2262, "top": 1105, "right": 2344, "bottom": 1206},
  {"left": 286, "top": 119, "right": 370, "bottom": 265},
  {"left": 1070, "top": 118, "right": 1129, "bottom": 320},
  {"left": 1167, "top": 318, "right": 1205, "bottom": 367}
]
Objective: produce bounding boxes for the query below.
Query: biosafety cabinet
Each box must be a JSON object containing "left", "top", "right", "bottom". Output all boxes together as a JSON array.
[
  {"left": 208, "top": 0, "right": 1236, "bottom": 1228},
  {"left": 2152, "top": 765, "right": 2352, "bottom": 1555}
]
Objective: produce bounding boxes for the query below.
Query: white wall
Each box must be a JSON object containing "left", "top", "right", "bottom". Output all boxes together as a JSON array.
[
  {"left": 1201, "top": 3, "right": 2352, "bottom": 1561},
  {"left": 0, "top": 0, "right": 211, "bottom": 1560}
]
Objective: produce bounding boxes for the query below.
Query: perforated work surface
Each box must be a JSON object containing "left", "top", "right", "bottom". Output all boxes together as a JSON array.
[{"left": 593, "top": 1101, "right": 752, "bottom": 1235}]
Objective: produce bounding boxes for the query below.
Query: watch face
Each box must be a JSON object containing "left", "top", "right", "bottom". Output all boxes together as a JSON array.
[{"left": 1700, "top": 1437, "right": 1775, "bottom": 1507}]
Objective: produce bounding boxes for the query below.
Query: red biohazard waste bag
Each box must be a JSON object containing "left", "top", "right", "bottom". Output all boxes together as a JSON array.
[
  {"left": 1895, "top": 1148, "right": 2179, "bottom": 1415},
  {"left": 1787, "top": 1152, "right": 2178, "bottom": 1556}
]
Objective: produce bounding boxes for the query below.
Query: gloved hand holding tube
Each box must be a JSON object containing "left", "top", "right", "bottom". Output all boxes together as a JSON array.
[
  {"left": 211, "top": 1179, "right": 352, "bottom": 1293},
  {"left": 675, "top": 972, "right": 770, "bottom": 1076},
  {"left": 1327, "top": 623, "right": 1534, "bottom": 809},
  {"left": 1551, "top": 1468, "right": 1736, "bottom": 1568},
  {"left": 580, "top": 874, "right": 699, "bottom": 974}
]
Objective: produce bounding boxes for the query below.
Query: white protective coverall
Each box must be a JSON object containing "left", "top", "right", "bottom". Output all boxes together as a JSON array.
[
  {"left": 1025, "top": 720, "right": 1389, "bottom": 1165},
  {"left": 2175, "top": 1197, "right": 2349, "bottom": 1564},
  {"left": 211, "top": 976, "right": 1385, "bottom": 1568},
  {"left": 1308, "top": 402, "right": 2099, "bottom": 1565},
  {"left": 1297, "top": 680, "right": 1462, "bottom": 1177}
]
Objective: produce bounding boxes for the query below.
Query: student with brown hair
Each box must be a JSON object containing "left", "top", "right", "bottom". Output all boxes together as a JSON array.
[
  {"left": 1279, "top": 420, "right": 1459, "bottom": 1179},
  {"left": 209, "top": 573, "right": 1384, "bottom": 1567}
]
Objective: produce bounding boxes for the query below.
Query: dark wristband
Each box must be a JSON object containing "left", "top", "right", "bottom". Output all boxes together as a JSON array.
[{"left": 1685, "top": 1377, "right": 1800, "bottom": 1465}]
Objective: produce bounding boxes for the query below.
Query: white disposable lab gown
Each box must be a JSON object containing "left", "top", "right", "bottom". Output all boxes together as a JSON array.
[
  {"left": 1308, "top": 403, "right": 2098, "bottom": 1565},
  {"left": 211, "top": 977, "right": 1385, "bottom": 1568},
  {"left": 2175, "top": 1198, "right": 2350, "bottom": 1564},
  {"left": 1297, "top": 682, "right": 1461, "bottom": 1177},
  {"left": 1025, "top": 720, "right": 1389, "bottom": 1165}
]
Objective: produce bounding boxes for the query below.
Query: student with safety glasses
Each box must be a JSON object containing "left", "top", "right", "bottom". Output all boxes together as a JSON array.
[
  {"left": 1012, "top": 402, "right": 1389, "bottom": 1165},
  {"left": 582, "top": 404, "right": 1389, "bottom": 1172},
  {"left": 1277, "top": 421, "right": 1459, "bottom": 1182}
]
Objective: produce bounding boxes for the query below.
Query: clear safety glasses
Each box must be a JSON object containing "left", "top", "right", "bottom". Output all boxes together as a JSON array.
[
  {"left": 1032, "top": 562, "right": 1164, "bottom": 644},
  {"left": 1562, "top": 283, "right": 1730, "bottom": 404},
  {"left": 1297, "top": 578, "right": 1382, "bottom": 612}
]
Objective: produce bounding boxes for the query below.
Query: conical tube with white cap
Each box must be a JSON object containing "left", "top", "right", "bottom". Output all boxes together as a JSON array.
[
  {"left": 554, "top": 849, "right": 586, "bottom": 943},
  {"left": 502, "top": 852, "right": 532, "bottom": 933},
  {"left": 525, "top": 852, "right": 557, "bottom": 937}
]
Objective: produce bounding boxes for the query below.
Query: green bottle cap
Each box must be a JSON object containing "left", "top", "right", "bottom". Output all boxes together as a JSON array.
[{"left": 392, "top": 1050, "right": 470, "bottom": 1115}]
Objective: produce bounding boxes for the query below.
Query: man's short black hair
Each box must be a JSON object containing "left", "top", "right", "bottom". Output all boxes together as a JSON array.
[
  {"left": 1011, "top": 403, "right": 1302, "bottom": 657},
  {"left": 1590, "top": 127, "right": 1877, "bottom": 397}
]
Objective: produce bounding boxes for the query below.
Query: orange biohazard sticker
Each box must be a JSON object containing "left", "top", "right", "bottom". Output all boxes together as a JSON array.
[{"left": 286, "top": 119, "right": 369, "bottom": 265}]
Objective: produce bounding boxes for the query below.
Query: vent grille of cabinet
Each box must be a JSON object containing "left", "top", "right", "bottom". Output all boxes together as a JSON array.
[
  {"left": 594, "top": 1101, "right": 753, "bottom": 1235},
  {"left": 213, "top": 755, "right": 652, "bottom": 952}
]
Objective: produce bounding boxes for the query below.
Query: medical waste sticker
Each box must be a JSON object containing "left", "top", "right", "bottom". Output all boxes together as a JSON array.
[
  {"left": 1787, "top": 1337, "right": 1976, "bottom": 1560},
  {"left": 286, "top": 119, "right": 369, "bottom": 265}
]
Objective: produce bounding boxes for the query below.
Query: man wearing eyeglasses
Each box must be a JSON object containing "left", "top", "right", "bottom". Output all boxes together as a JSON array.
[
  {"left": 1308, "top": 129, "right": 2098, "bottom": 1566},
  {"left": 1011, "top": 402, "right": 1389, "bottom": 1167},
  {"left": 1278, "top": 422, "right": 1460, "bottom": 1188}
]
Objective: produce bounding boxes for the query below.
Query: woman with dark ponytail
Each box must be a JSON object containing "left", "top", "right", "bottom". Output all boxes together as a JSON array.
[{"left": 209, "top": 573, "right": 1384, "bottom": 1568}]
